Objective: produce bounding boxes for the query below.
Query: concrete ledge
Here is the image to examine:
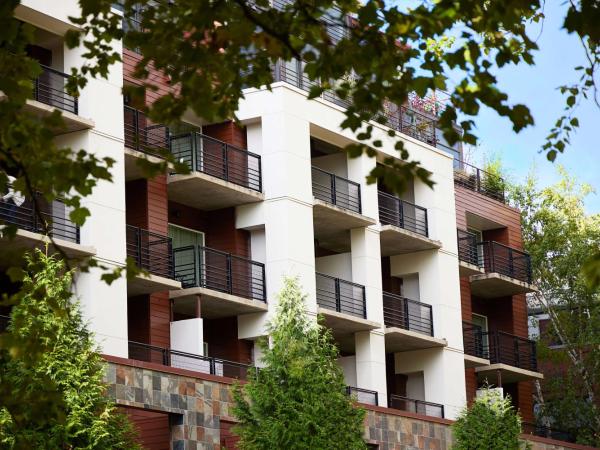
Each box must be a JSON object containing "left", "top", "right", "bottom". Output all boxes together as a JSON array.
[
  {"left": 168, "top": 173, "right": 264, "bottom": 210},
  {"left": 470, "top": 272, "right": 538, "bottom": 298},
  {"left": 170, "top": 286, "right": 268, "bottom": 319},
  {"left": 476, "top": 363, "right": 544, "bottom": 383},
  {"left": 317, "top": 307, "right": 380, "bottom": 334},
  {"left": 379, "top": 224, "right": 442, "bottom": 256},
  {"left": 0, "top": 228, "right": 96, "bottom": 260},
  {"left": 124, "top": 148, "right": 166, "bottom": 181},
  {"left": 384, "top": 327, "right": 447, "bottom": 352},
  {"left": 463, "top": 353, "right": 490, "bottom": 368},
  {"left": 459, "top": 260, "right": 485, "bottom": 277},
  {"left": 23, "top": 99, "right": 95, "bottom": 133},
  {"left": 128, "top": 273, "right": 182, "bottom": 296}
]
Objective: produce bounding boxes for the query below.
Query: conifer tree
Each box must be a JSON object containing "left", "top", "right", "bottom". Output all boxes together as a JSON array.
[
  {"left": 0, "top": 249, "right": 140, "bottom": 449},
  {"left": 233, "top": 277, "right": 366, "bottom": 449}
]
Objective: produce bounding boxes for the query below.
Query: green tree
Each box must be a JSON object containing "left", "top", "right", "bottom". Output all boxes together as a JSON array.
[
  {"left": 232, "top": 277, "right": 366, "bottom": 449},
  {"left": 510, "top": 167, "right": 600, "bottom": 445},
  {"left": 0, "top": 249, "right": 140, "bottom": 450},
  {"left": 452, "top": 388, "right": 525, "bottom": 450}
]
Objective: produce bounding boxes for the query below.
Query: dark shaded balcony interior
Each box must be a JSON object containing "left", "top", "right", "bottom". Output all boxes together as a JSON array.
[
  {"left": 126, "top": 225, "right": 174, "bottom": 279},
  {"left": 477, "top": 241, "right": 532, "bottom": 284},
  {"left": 345, "top": 386, "right": 379, "bottom": 406},
  {"left": 389, "top": 394, "right": 445, "bottom": 418},
  {"left": 383, "top": 292, "right": 433, "bottom": 336},
  {"left": 378, "top": 191, "right": 428, "bottom": 237},
  {"left": 315, "top": 272, "right": 366, "bottom": 319}
]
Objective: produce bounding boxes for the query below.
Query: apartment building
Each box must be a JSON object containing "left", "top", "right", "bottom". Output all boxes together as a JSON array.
[{"left": 2, "top": 2, "right": 547, "bottom": 448}]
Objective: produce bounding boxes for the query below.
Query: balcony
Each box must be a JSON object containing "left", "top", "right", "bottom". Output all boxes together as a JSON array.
[
  {"left": 18, "top": 65, "right": 94, "bottom": 132},
  {"left": 383, "top": 292, "right": 446, "bottom": 352},
  {"left": 345, "top": 386, "right": 379, "bottom": 406},
  {"left": 123, "top": 106, "right": 170, "bottom": 180},
  {"left": 128, "top": 340, "right": 254, "bottom": 380},
  {"left": 0, "top": 195, "right": 95, "bottom": 259},
  {"left": 378, "top": 192, "right": 441, "bottom": 255},
  {"left": 169, "top": 132, "right": 263, "bottom": 210},
  {"left": 470, "top": 241, "right": 537, "bottom": 298},
  {"left": 312, "top": 167, "right": 375, "bottom": 246},
  {"left": 125, "top": 225, "right": 181, "bottom": 296},
  {"left": 389, "top": 395, "right": 445, "bottom": 418},
  {"left": 462, "top": 324, "right": 543, "bottom": 383},
  {"left": 456, "top": 229, "right": 485, "bottom": 276},
  {"left": 454, "top": 160, "right": 506, "bottom": 203},
  {"left": 170, "top": 245, "right": 267, "bottom": 318},
  {"left": 273, "top": 60, "right": 438, "bottom": 149},
  {"left": 315, "top": 272, "right": 379, "bottom": 333}
]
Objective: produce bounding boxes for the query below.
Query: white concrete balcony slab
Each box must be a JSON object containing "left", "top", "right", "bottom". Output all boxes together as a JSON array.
[
  {"left": 475, "top": 363, "right": 544, "bottom": 384},
  {"left": 384, "top": 327, "right": 447, "bottom": 352},
  {"left": 464, "top": 353, "right": 490, "bottom": 368},
  {"left": 379, "top": 225, "right": 442, "bottom": 256},
  {"left": 128, "top": 273, "right": 182, "bottom": 297},
  {"left": 0, "top": 228, "right": 96, "bottom": 261},
  {"left": 470, "top": 273, "right": 538, "bottom": 298},
  {"left": 124, "top": 148, "right": 165, "bottom": 181},
  {"left": 170, "top": 286, "right": 268, "bottom": 319},
  {"left": 459, "top": 260, "right": 485, "bottom": 277},
  {"left": 317, "top": 307, "right": 380, "bottom": 334},
  {"left": 23, "top": 99, "right": 94, "bottom": 133}
]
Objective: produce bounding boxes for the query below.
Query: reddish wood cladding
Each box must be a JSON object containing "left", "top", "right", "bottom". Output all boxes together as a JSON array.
[
  {"left": 169, "top": 202, "right": 250, "bottom": 258},
  {"left": 454, "top": 185, "right": 523, "bottom": 248},
  {"left": 126, "top": 179, "right": 148, "bottom": 229},
  {"left": 204, "top": 122, "right": 247, "bottom": 149},
  {"left": 125, "top": 176, "right": 169, "bottom": 235},
  {"left": 465, "top": 368, "right": 477, "bottom": 405},
  {"left": 121, "top": 406, "right": 170, "bottom": 450},
  {"left": 203, "top": 317, "right": 253, "bottom": 364},
  {"left": 123, "top": 49, "right": 175, "bottom": 108},
  {"left": 128, "top": 295, "right": 150, "bottom": 343},
  {"left": 149, "top": 292, "right": 171, "bottom": 349},
  {"left": 220, "top": 420, "right": 241, "bottom": 450}
]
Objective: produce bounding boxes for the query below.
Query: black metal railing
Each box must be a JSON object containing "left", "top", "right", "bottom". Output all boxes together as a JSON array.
[
  {"left": 0, "top": 314, "right": 9, "bottom": 333},
  {"left": 457, "top": 229, "right": 481, "bottom": 266},
  {"left": 521, "top": 423, "right": 575, "bottom": 443},
  {"left": 462, "top": 321, "right": 489, "bottom": 359},
  {"left": 454, "top": 160, "right": 506, "bottom": 203},
  {"left": 487, "top": 330, "right": 538, "bottom": 371},
  {"left": 315, "top": 273, "right": 366, "bottom": 319},
  {"left": 311, "top": 167, "right": 361, "bottom": 214},
  {"left": 123, "top": 106, "right": 170, "bottom": 157},
  {"left": 0, "top": 195, "right": 79, "bottom": 243},
  {"left": 128, "top": 341, "right": 254, "bottom": 380},
  {"left": 170, "top": 132, "right": 262, "bottom": 192},
  {"left": 383, "top": 292, "right": 433, "bottom": 336},
  {"left": 173, "top": 245, "right": 266, "bottom": 302},
  {"left": 378, "top": 191, "right": 428, "bottom": 236},
  {"left": 478, "top": 241, "right": 532, "bottom": 284},
  {"left": 126, "top": 225, "right": 174, "bottom": 279},
  {"left": 346, "top": 386, "right": 379, "bottom": 406},
  {"left": 389, "top": 395, "right": 445, "bottom": 418},
  {"left": 33, "top": 65, "right": 78, "bottom": 115}
]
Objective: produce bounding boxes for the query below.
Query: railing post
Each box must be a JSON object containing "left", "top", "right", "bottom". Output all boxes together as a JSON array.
[
  {"left": 361, "top": 286, "right": 366, "bottom": 319},
  {"left": 357, "top": 183, "right": 362, "bottom": 214},
  {"left": 398, "top": 199, "right": 404, "bottom": 229},
  {"left": 226, "top": 253, "right": 233, "bottom": 294},
  {"left": 134, "top": 109, "right": 140, "bottom": 152},
  {"left": 136, "top": 227, "right": 142, "bottom": 268},
  {"left": 32, "top": 195, "right": 38, "bottom": 233},
  {"left": 258, "top": 156, "right": 263, "bottom": 192},
  {"left": 210, "top": 357, "right": 216, "bottom": 375},
  {"left": 403, "top": 297, "right": 410, "bottom": 331},
  {"left": 531, "top": 341, "right": 537, "bottom": 371},
  {"left": 514, "top": 336, "right": 520, "bottom": 368},
  {"left": 374, "top": 391, "right": 379, "bottom": 406},
  {"left": 424, "top": 208, "right": 429, "bottom": 237},
  {"left": 223, "top": 143, "right": 229, "bottom": 181},
  {"left": 261, "top": 264, "right": 266, "bottom": 302},
  {"left": 429, "top": 305, "right": 434, "bottom": 336},
  {"left": 191, "top": 133, "right": 198, "bottom": 172},
  {"left": 335, "top": 278, "right": 341, "bottom": 313},
  {"left": 162, "top": 348, "right": 170, "bottom": 366},
  {"left": 331, "top": 173, "right": 337, "bottom": 206},
  {"left": 508, "top": 248, "right": 515, "bottom": 278},
  {"left": 476, "top": 167, "right": 482, "bottom": 193},
  {"left": 489, "top": 242, "right": 495, "bottom": 273}
]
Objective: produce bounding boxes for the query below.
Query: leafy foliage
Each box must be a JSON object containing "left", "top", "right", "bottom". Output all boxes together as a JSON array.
[
  {"left": 452, "top": 388, "right": 525, "bottom": 450},
  {"left": 510, "top": 167, "right": 600, "bottom": 445},
  {"left": 482, "top": 156, "right": 507, "bottom": 200},
  {"left": 0, "top": 249, "right": 140, "bottom": 450},
  {"left": 232, "top": 277, "right": 366, "bottom": 449}
]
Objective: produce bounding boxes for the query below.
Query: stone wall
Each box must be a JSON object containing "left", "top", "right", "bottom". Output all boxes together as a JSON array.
[{"left": 104, "top": 357, "right": 597, "bottom": 450}]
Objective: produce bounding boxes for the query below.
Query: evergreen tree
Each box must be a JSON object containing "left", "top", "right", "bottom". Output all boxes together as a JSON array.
[
  {"left": 0, "top": 249, "right": 140, "bottom": 449},
  {"left": 452, "top": 388, "right": 524, "bottom": 450},
  {"left": 232, "top": 277, "right": 366, "bottom": 449}
]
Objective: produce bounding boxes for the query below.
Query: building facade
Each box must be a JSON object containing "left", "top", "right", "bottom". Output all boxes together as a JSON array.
[{"left": 2, "top": 1, "right": 551, "bottom": 448}]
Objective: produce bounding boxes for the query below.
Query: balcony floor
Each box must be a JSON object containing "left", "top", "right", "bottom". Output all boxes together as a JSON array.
[
  {"left": 379, "top": 225, "right": 442, "bottom": 256},
  {"left": 125, "top": 148, "right": 166, "bottom": 181},
  {"left": 0, "top": 228, "right": 96, "bottom": 262},
  {"left": 170, "top": 286, "right": 268, "bottom": 319},
  {"left": 470, "top": 273, "right": 538, "bottom": 298},
  {"left": 384, "top": 327, "right": 447, "bottom": 352},
  {"left": 168, "top": 173, "right": 264, "bottom": 211},
  {"left": 318, "top": 307, "right": 380, "bottom": 334},
  {"left": 475, "top": 363, "right": 544, "bottom": 383},
  {"left": 128, "top": 273, "right": 181, "bottom": 297},
  {"left": 464, "top": 353, "right": 490, "bottom": 368},
  {"left": 21, "top": 97, "right": 95, "bottom": 133},
  {"left": 459, "top": 260, "right": 485, "bottom": 277}
]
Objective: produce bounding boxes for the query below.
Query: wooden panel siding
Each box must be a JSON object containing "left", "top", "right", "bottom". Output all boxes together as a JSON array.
[
  {"left": 203, "top": 316, "right": 253, "bottom": 364},
  {"left": 203, "top": 121, "right": 248, "bottom": 150},
  {"left": 121, "top": 407, "right": 170, "bottom": 450}
]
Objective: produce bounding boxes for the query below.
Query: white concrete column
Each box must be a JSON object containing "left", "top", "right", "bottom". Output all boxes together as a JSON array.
[
  {"left": 62, "top": 35, "right": 128, "bottom": 357},
  {"left": 238, "top": 94, "right": 317, "bottom": 340},
  {"left": 355, "top": 331, "right": 388, "bottom": 407}
]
